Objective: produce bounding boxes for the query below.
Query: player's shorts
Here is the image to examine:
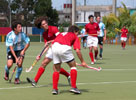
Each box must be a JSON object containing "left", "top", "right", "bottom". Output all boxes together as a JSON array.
[
  {"left": 98, "top": 37, "right": 103, "bottom": 45},
  {"left": 45, "top": 48, "right": 53, "bottom": 59},
  {"left": 82, "top": 36, "right": 87, "bottom": 41},
  {"left": 87, "top": 36, "right": 98, "bottom": 47},
  {"left": 121, "top": 37, "right": 127, "bottom": 41},
  {"left": 7, "top": 50, "right": 24, "bottom": 63},
  {"left": 52, "top": 42, "right": 74, "bottom": 64}
]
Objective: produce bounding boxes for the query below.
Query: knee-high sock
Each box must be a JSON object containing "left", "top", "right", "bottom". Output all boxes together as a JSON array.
[
  {"left": 89, "top": 52, "right": 94, "bottom": 62},
  {"left": 53, "top": 71, "right": 59, "bottom": 90},
  {"left": 95, "top": 50, "right": 98, "bottom": 59},
  {"left": 5, "top": 65, "right": 9, "bottom": 74},
  {"left": 34, "top": 67, "right": 45, "bottom": 83},
  {"left": 60, "top": 68, "right": 70, "bottom": 77},
  {"left": 121, "top": 42, "right": 123, "bottom": 47},
  {"left": 123, "top": 42, "right": 126, "bottom": 48},
  {"left": 15, "top": 67, "right": 22, "bottom": 79},
  {"left": 70, "top": 67, "right": 77, "bottom": 88},
  {"left": 100, "top": 48, "right": 103, "bottom": 57}
]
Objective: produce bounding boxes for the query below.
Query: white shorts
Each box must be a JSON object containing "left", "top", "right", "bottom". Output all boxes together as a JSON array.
[
  {"left": 87, "top": 36, "right": 98, "bottom": 47},
  {"left": 121, "top": 37, "right": 127, "bottom": 41},
  {"left": 52, "top": 42, "right": 74, "bottom": 64},
  {"left": 45, "top": 48, "right": 53, "bottom": 59}
]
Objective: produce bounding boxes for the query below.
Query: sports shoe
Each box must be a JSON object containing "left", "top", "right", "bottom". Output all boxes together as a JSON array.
[
  {"left": 99, "top": 57, "right": 102, "bottom": 60},
  {"left": 67, "top": 76, "right": 71, "bottom": 86},
  {"left": 52, "top": 89, "right": 58, "bottom": 95},
  {"left": 91, "top": 62, "right": 94, "bottom": 65},
  {"left": 26, "top": 77, "right": 37, "bottom": 87},
  {"left": 70, "top": 88, "right": 81, "bottom": 94},
  {"left": 4, "top": 72, "right": 9, "bottom": 81},
  {"left": 94, "top": 59, "right": 97, "bottom": 62},
  {"left": 14, "top": 78, "right": 20, "bottom": 84}
]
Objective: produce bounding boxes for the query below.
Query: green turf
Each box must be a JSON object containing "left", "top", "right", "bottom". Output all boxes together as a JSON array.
[{"left": 0, "top": 42, "right": 136, "bottom": 100}]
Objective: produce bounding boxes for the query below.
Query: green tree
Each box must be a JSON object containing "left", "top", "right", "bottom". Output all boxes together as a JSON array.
[
  {"left": 0, "top": 0, "right": 9, "bottom": 26},
  {"left": 102, "top": 13, "right": 120, "bottom": 43},
  {"left": 11, "top": 0, "right": 35, "bottom": 33},
  {"left": 34, "top": 0, "right": 59, "bottom": 26}
]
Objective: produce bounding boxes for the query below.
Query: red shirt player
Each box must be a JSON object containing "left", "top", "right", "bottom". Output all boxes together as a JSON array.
[
  {"left": 120, "top": 26, "right": 128, "bottom": 49},
  {"left": 27, "top": 16, "right": 70, "bottom": 86},
  {"left": 85, "top": 15, "right": 100, "bottom": 64},
  {"left": 51, "top": 25, "right": 87, "bottom": 95}
]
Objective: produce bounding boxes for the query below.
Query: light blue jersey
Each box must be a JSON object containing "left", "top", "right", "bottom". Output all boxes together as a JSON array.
[
  {"left": 6, "top": 31, "right": 30, "bottom": 53},
  {"left": 98, "top": 22, "right": 105, "bottom": 37},
  {"left": 80, "top": 28, "right": 85, "bottom": 35}
]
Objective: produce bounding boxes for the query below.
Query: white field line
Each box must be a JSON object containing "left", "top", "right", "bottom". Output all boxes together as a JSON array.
[
  {"left": 0, "top": 81, "right": 136, "bottom": 90},
  {"left": 77, "top": 68, "right": 136, "bottom": 71},
  {"left": 22, "top": 68, "right": 136, "bottom": 73}
]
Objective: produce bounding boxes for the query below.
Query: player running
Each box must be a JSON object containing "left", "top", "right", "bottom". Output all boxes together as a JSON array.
[
  {"left": 85, "top": 15, "right": 100, "bottom": 64},
  {"left": 96, "top": 16, "right": 106, "bottom": 59},
  {"left": 51, "top": 25, "right": 87, "bottom": 95},
  {"left": 27, "top": 16, "right": 70, "bottom": 86},
  {"left": 4, "top": 21, "right": 30, "bottom": 84},
  {"left": 120, "top": 25, "right": 128, "bottom": 49}
]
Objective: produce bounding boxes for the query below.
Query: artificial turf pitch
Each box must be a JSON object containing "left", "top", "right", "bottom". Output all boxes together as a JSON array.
[{"left": 0, "top": 42, "right": 136, "bottom": 100}]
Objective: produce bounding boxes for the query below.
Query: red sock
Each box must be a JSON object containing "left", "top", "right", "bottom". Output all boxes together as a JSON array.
[
  {"left": 60, "top": 68, "right": 70, "bottom": 77},
  {"left": 121, "top": 42, "right": 123, "bottom": 47},
  {"left": 53, "top": 71, "right": 59, "bottom": 90},
  {"left": 34, "top": 67, "right": 45, "bottom": 83},
  {"left": 70, "top": 67, "right": 77, "bottom": 88},
  {"left": 123, "top": 42, "right": 126, "bottom": 48},
  {"left": 89, "top": 52, "right": 94, "bottom": 62},
  {"left": 95, "top": 50, "right": 98, "bottom": 59}
]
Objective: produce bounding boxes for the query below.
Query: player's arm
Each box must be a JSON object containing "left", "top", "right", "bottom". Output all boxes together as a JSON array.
[
  {"left": 75, "top": 49, "right": 87, "bottom": 67},
  {"left": 20, "top": 33, "right": 30, "bottom": 56},
  {"left": 20, "top": 43, "right": 30, "bottom": 56},
  {"left": 104, "top": 29, "right": 107, "bottom": 41},
  {"left": 9, "top": 46, "right": 18, "bottom": 63},
  {"left": 73, "top": 37, "right": 87, "bottom": 67}
]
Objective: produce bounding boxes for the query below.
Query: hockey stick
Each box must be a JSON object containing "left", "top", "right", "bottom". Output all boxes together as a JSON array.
[
  {"left": 9, "top": 64, "right": 18, "bottom": 83},
  {"left": 76, "top": 63, "right": 102, "bottom": 71},
  {"left": 25, "top": 43, "right": 50, "bottom": 72},
  {"left": 9, "top": 55, "right": 23, "bottom": 83}
]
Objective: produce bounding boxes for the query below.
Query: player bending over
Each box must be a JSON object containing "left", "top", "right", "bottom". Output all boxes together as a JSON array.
[
  {"left": 51, "top": 25, "right": 87, "bottom": 95},
  {"left": 27, "top": 16, "right": 70, "bottom": 86}
]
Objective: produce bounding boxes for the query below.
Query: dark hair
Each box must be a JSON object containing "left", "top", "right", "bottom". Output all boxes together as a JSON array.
[
  {"left": 68, "top": 25, "right": 79, "bottom": 33},
  {"left": 88, "top": 15, "right": 94, "bottom": 19},
  {"left": 11, "top": 21, "right": 22, "bottom": 31},
  {"left": 34, "top": 16, "right": 48, "bottom": 28}
]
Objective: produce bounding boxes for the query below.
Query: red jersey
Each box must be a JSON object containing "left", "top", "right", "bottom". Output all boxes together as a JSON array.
[
  {"left": 53, "top": 32, "right": 80, "bottom": 50},
  {"left": 85, "top": 22, "right": 100, "bottom": 37},
  {"left": 42, "top": 26, "right": 59, "bottom": 43},
  {"left": 121, "top": 28, "right": 128, "bottom": 37}
]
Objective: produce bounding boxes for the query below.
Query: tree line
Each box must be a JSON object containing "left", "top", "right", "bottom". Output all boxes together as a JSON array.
[{"left": 0, "top": 0, "right": 59, "bottom": 27}]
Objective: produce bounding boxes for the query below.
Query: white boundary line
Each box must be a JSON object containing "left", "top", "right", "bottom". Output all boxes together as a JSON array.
[{"left": 0, "top": 81, "right": 136, "bottom": 90}]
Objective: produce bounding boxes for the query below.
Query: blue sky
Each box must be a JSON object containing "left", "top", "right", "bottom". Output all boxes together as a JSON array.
[{"left": 52, "top": 0, "right": 136, "bottom": 10}]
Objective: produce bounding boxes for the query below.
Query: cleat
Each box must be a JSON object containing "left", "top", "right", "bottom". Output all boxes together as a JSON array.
[
  {"left": 26, "top": 77, "right": 37, "bottom": 86},
  {"left": 99, "top": 57, "right": 102, "bottom": 60},
  {"left": 94, "top": 59, "right": 97, "bottom": 62},
  {"left": 52, "top": 89, "right": 58, "bottom": 95},
  {"left": 91, "top": 62, "right": 94, "bottom": 65},
  {"left": 4, "top": 72, "right": 9, "bottom": 81},
  {"left": 67, "top": 76, "right": 71, "bottom": 86},
  {"left": 70, "top": 88, "right": 81, "bottom": 94},
  {"left": 14, "top": 78, "right": 20, "bottom": 84}
]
